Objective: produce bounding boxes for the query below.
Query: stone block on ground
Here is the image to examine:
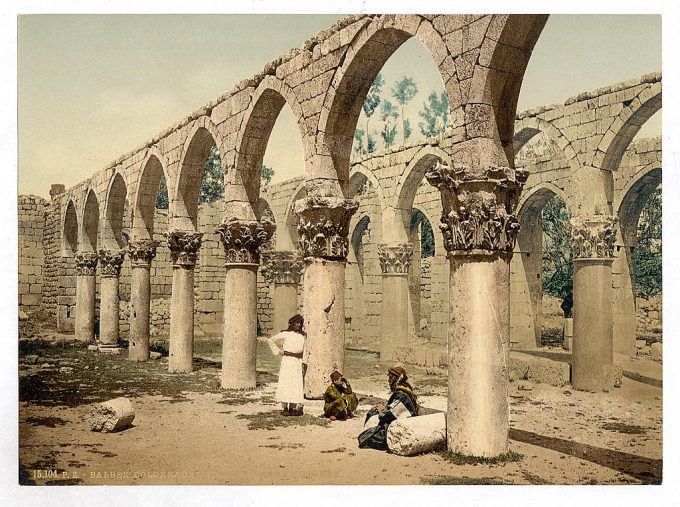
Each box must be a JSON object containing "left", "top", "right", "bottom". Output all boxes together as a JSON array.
[
  {"left": 650, "top": 342, "right": 662, "bottom": 360},
  {"left": 635, "top": 340, "right": 646, "bottom": 349},
  {"left": 87, "top": 344, "right": 99, "bottom": 352},
  {"left": 88, "top": 397, "right": 135, "bottom": 432},
  {"left": 386, "top": 412, "right": 446, "bottom": 456},
  {"left": 149, "top": 351, "right": 162, "bottom": 360},
  {"left": 19, "top": 310, "right": 29, "bottom": 321},
  {"left": 508, "top": 352, "right": 570, "bottom": 387}
]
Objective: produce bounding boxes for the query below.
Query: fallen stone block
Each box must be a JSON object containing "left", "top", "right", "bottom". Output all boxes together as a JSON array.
[
  {"left": 88, "top": 397, "right": 136, "bottom": 432},
  {"left": 635, "top": 339, "right": 646, "bottom": 349},
  {"left": 508, "top": 352, "right": 570, "bottom": 387},
  {"left": 386, "top": 412, "right": 446, "bottom": 456},
  {"left": 87, "top": 345, "right": 99, "bottom": 352},
  {"left": 149, "top": 351, "right": 162, "bottom": 360},
  {"left": 19, "top": 310, "right": 29, "bottom": 321},
  {"left": 650, "top": 342, "right": 662, "bottom": 360}
]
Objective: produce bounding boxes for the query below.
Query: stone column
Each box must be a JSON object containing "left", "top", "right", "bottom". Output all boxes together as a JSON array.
[
  {"left": 378, "top": 243, "right": 413, "bottom": 360},
  {"left": 426, "top": 161, "right": 528, "bottom": 457},
  {"left": 75, "top": 252, "right": 98, "bottom": 343},
  {"left": 261, "top": 251, "right": 303, "bottom": 334},
  {"left": 216, "top": 219, "right": 275, "bottom": 389},
  {"left": 128, "top": 239, "right": 159, "bottom": 362},
  {"left": 570, "top": 215, "right": 617, "bottom": 391},
  {"left": 293, "top": 196, "right": 358, "bottom": 399},
  {"left": 98, "top": 249, "right": 125, "bottom": 353},
  {"left": 166, "top": 231, "right": 203, "bottom": 373}
]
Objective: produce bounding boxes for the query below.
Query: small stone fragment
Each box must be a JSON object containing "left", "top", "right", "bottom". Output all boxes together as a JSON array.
[
  {"left": 88, "top": 397, "right": 135, "bottom": 432},
  {"left": 386, "top": 412, "right": 446, "bottom": 456}
]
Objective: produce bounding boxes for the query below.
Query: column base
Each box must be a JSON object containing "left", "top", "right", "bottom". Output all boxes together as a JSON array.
[{"left": 98, "top": 343, "right": 122, "bottom": 354}]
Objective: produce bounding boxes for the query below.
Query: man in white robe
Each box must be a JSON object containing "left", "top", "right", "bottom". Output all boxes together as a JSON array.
[{"left": 266, "top": 314, "right": 307, "bottom": 416}]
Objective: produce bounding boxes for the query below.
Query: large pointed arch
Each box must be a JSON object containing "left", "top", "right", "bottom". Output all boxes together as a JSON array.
[
  {"left": 132, "top": 146, "right": 170, "bottom": 240},
  {"left": 62, "top": 199, "right": 79, "bottom": 255},
  {"left": 103, "top": 170, "right": 129, "bottom": 250},
  {"left": 81, "top": 188, "right": 100, "bottom": 252}
]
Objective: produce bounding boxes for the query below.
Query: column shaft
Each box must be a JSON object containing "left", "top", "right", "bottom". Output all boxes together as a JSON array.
[
  {"left": 100, "top": 276, "right": 120, "bottom": 347},
  {"left": 169, "top": 266, "right": 195, "bottom": 372},
  {"left": 221, "top": 266, "right": 258, "bottom": 388},
  {"left": 380, "top": 274, "right": 410, "bottom": 359},
  {"left": 75, "top": 275, "right": 96, "bottom": 342},
  {"left": 302, "top": 258, "right": 346, "bottom": 398},
  {"left": 129, "top": 265, "right": 152, "bottom": 362},
  {"left": 448, "top": 254, "right": 510, "bottom": 456},
  {"left": 572, "top": 260, "right": 614, "bottom": 390}
]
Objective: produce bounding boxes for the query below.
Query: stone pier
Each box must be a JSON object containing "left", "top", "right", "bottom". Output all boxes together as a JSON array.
[
  {"left": 571, "top": 215, "right": 617, "bottom": 391},
  {"left": 98, "top": 249, "right": 125, "bottom": 352},
  {"left": 167, "top": 231, "right": 203, "bottom": 373},
  {"left": 74, "top": 252, "right": 98, "bottom": 343},
  {"left": 262, "top": 251, "right": 303, "bottom": 335},
  {"left": 427, "top": 161, "right": 528, "bottom": 457},
  {"left": 293, "top": 196, "right": 357, "bottom": 399},
  {"left": 217, "top": 218, "right": 274, "bottom": 389},
  {"left": 378, "top": 243, "right": 413, "bottom": 360},
  {"left": 128, "top": 239, "right": 159, "bottom": 362}
]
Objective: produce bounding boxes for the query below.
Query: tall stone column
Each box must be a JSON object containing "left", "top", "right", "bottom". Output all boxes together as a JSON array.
[
  {"left": 217, "top": 219, "right": 275, "bottom": 389},
  {"left": 98, "top": 249, "right": 125, "bottom": 353},
  {"left": 167, "top": 231, "right": 203, "bottom": 373},
  {"left": 426, "top": 161, "right": 528, "bottom": 457},
  {"left": 261, "top": 251, "right": 303, "bottom": 334},
  {"left": 128, "top": 239, "right": 159, "bottom": 362},
  {"left": 75, "top": 252, "right": 98, "bottom": 343},
  {"left": 571, "top": 215, "right": 617, "bottom": 391},
  {"left": 378, "top": 243, "right": 413, "bottom": 360},
  {"left": 293, "top": 196, "right": 358, "bottom": 399}
]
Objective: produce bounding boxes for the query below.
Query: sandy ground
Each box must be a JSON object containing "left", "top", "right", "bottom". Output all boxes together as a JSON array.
[{"left": 18, "top": 335, "right": 662, "bottom": 486}]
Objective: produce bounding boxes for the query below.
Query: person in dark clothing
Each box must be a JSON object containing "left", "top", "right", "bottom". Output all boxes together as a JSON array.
[
  {"left": 323, "top": 370, "right": 359, "bottom": 420},
  {"left": 358, "top": 366, "right": 418, "bottom": 450}
]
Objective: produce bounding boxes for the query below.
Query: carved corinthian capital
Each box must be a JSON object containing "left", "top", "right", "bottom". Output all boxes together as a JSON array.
[
  {"left": 292, "top": 196, "right": 358, "bottom": 259},
  {"left": 378, "top": 243, "right": 413, "bottom": 275},
  {"left": 166, "top": 231, "right": 203, "bottom": 267},
  {"left": 75, "top": 252, "right": 98, "bottom": 276},
  {"left": 261, "top": 251, "right": 303, "bottom": 284},
  {"left": 425, "top": 162, "right": 528, "bottom": 256},
  {"left": 571, "top": 215, "right": 618, "bottom": 260},
  {"left": 216, "top": 218, "right": 275, "bottom": 265},
  {"left": 128, "top": 239, "right": 159, "bottom": 267},
  {"left": 98, "top": 249, "right": 125, "bottom": 278}
]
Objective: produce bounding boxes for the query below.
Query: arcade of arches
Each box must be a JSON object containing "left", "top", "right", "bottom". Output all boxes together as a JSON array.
[{"left": 18, "top": 14, "right": 662, "bottom": 459}]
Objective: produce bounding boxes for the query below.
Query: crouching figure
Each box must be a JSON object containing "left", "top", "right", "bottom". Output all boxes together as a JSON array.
[{"left": 323, "top": 370, "right": 358, "bottom": 420}]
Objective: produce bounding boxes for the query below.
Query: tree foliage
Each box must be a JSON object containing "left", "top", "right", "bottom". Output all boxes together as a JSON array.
[
  {"left": 362, "top": 73, "right": 384, "bottom": 156},
  {"left": 353, "top": 128, "right": 365, "bottom": 158},
  {"left": 541, "top": 196, "right": 573, "bottom": 316},
  {"left": 155, "top": 175, "right": 169, "bottom": 209},
  {"left": 410, "top": 210, "right": 435, "bottom": 258},
  {"left": 261, "top": 164, "right": 275, "bottom": 187},
  {"left": 392, "top": 76, "right": 418, "bottom": 143},
  {"left": 632, "top": 186, "right": 662, "bottom": 297},
  {"left": 380, "top": 100, "right": 399, "bottom": 148},
  {"left": 418, "top": 91, "right": 449, "bottom": 138}
]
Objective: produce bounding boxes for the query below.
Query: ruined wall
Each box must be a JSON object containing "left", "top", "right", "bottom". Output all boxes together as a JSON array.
[{"left": 18, "top": 195, "right": 47, "bottom": 311}]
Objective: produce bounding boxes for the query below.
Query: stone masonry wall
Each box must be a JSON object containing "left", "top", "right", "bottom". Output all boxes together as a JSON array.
[{"left": 18, "top": 196, "right": 47, "bottom": 311}]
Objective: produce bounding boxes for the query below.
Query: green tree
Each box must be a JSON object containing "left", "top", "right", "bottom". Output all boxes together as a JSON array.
[
  {"left": 362, "top": 73, "right": 384, "bottom": 156},
  {"left": 155, "top": 175, "right": 169, "bottom": 209},
  {"left": 380, "top": 100, "right": 399, "bottom": 148},
  {"left": 541, "top": 196, "right": 573, "bottom": 316},
  {"left": 410, "top": 210, "right": 435, "bottom": 258},
  {"left": 403, "top": 118, "right": 412, "bottom": 141},
  {"left": 367, "top": 132, "right": 377, "bottom": 153},
  {"left": 392, "top": 76, "right": 418, "bottom": 143},
  {"left": 418, "top": 91, "right": 449, "bottom": 138},
  {"left": 632, "top": 186, "right": 662, "bottom": 297},
  {"left": 353, "top": 128, "right": 365, "bottom": 159},
  {"left": 261, "top": 164, "right": 275, "bottom": 187},
  {"left": 198, "top": 145, "right": 224, "bottom": 204}
]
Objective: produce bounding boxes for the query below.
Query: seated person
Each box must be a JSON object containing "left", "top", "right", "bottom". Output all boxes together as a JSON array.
[
  {"left": 323, "top": 370, "right": 358, "bottom": 420},
  {"left": 358, "top": 366, "right": 418, "bottom": 450}
]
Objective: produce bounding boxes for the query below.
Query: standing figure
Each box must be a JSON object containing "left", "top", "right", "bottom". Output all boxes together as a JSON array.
[
  {"left": 358, "top": 366, "right": 418, "bottom": 450},
  {"left": 266, "top": 314, "right": 307, "bottom": 416},
  {"left": 323, "top": 370, "right": 359, "bottom": 420}
]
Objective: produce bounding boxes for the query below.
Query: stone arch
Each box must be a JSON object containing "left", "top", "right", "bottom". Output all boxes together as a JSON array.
[
  {"left": 132, "top": 147, "right": 170, "bottom": 240},
  {"left": 514, "top": 116, "right": 580, "bottom": 168},
  {"left": 62, "top": 199, "right": 79, "bottom": 255},
  {"left": 617, "top": 162, "right": 662, "bottom": 246},
  {"left": 81, "top": 188, "right": 100, "bottom": 252},
  {"left": 469, "top": 15, "right": 549, "bottom": 162},
  {"left": 281, "top": 180, "right": 307, "bottom": 250},
  {"left": 174, "top": 116, "right": 224, "bottom": 231},
  {"left": 103, "top": 170, "right": 129, "bottom": 250},
  {"left": 318, "top": 15, "right": 454, "bottom": 193},
  {"left": 348, "top": 165, "right": 384, "bottom": 207},
  {"left": 517, "top": 182, "right": 571, "bottom": 220},
  {"left": 350, "top": 214, "right": 371, "bottom": 282},
  {"left": 394, "top": 146, "right": 451, "bottom": 244},
  {"left": 234, "top": 76, "right": 311, "bottom": 211},
  {"left": 598, "top": 82, "right": 662, "bottom": 172}
]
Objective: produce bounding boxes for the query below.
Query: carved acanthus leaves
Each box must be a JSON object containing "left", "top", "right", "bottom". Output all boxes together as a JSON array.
[
  {"left": 75, "top": 252, "right": 98, "bottom": 276},
  {"left": 166, "top": 231, "right": 203, "bottom": 267},
  {"left": 216, "top": 219, "right": 275, "bottom": 265},
  {"left": 378, "top": 243, "right": 414, "bottom": 275},
  {"left": 98, "top": 249, "right": 125, "bottom": 278},
  {"left": 261, "top": 251, "right": 303, "bottom": 284},
  {"left": 571, "top": 215, "right": 618, "bottom": 260},
  {"left": 425, "top": 162, "right": 528, "bottom": 256},
  {"left": 293, "top": 196, "right": 358, "bottom": 259},
  {"left": 128, "top": 239, "right": 159, "bottom": 267}
]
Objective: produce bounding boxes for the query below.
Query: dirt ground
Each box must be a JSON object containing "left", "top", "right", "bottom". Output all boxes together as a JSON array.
[{"left": 18, "top": 327, "right": 662, "bottom": 486}]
